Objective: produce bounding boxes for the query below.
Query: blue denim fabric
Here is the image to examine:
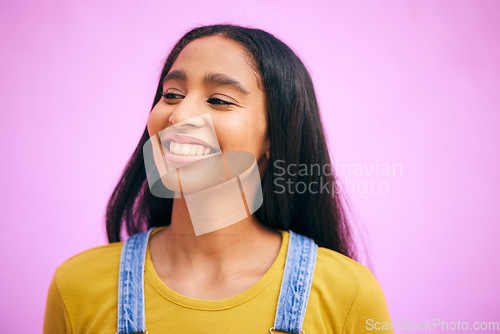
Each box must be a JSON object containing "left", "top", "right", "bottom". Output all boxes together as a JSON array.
[
  {"left": 116, "top": 228, "right": 154, "bottom": 334},
  {"left": 271, "top": 230, "right": 318, "bottom": 334},
  {"left": 116, "top": 229, "right": 318, "bottom": 334}
]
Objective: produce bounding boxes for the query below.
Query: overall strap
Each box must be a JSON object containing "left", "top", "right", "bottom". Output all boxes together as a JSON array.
[
  {"left": 271, "top": 230, "right": 318, "bottom": 334},
  {"left": 116, "top": 228, "right": 154, "bottom": 334}
]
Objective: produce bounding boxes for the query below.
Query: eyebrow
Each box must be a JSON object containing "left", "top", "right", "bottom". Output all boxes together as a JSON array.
[{"left": 162, "top": 70, "right": 250, "bottom": 95}]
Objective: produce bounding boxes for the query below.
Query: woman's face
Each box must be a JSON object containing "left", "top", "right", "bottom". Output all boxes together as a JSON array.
[{"left": 147, "top": 35, "right": 269, "bottom": 181}]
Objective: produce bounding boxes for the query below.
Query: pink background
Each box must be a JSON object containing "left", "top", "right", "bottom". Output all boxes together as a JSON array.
[{"left": 1, "top": 0, "right": 499, "bottom": 332}]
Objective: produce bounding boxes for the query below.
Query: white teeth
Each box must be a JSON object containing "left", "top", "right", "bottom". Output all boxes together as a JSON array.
[{"left": 167, "top": 140, "right": 213, "bottom": 156}]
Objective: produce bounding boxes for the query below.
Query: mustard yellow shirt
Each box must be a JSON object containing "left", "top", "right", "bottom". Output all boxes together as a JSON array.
[{"left": 43, "top": 228, "right": 393, "bottom": 333}]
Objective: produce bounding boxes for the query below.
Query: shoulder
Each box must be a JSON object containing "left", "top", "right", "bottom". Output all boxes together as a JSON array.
[
  {"left": 45, "top": 242, "right": 125, "bottom": 332},
  {"left": 312, "top": 246, "right": 381, "bottom": 306},
  {"left": 283, "top": 230, "right": 383, "bottom": 304},
  {"left": 53, "top": 242, "right": 124, "bottom": 299},
  {"left": 308, "top": 246, "right": 393, "bottom": 333},
  {"left": 56, "top": 242, "right": 123, "bottom": 275},
  {"left": 314, "top": 246, "right": 376, "bottom": 292}
]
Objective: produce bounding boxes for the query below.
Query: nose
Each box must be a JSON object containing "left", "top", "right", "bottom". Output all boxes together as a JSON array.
[{"left": 168, "top": 96, "right": 206, "bottom": 129}]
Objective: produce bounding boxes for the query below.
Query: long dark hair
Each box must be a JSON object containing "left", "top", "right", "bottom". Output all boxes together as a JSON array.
[{"left": 106, "top": 24, "right": 357, "bottom": 260}]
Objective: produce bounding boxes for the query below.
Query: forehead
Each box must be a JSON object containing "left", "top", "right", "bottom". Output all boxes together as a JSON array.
[{"left": 168, "top": 35, "right": 258, "bottom": 86}]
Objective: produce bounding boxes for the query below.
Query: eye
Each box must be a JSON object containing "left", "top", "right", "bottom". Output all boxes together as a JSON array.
[
  {"left": 207, "top": 97, "right": 234, "bottom": 106},
  {"left": 162, "top": 92, "right": 184, "bottom": 101}
]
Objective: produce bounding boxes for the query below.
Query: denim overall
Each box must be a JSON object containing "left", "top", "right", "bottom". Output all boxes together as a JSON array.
[{"left": 116, "top": 228, "right": 318, "bottom": 334}]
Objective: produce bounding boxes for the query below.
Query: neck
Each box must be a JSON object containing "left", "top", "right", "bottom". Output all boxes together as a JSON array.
[{"left": 150, "top": 197, "right": 281, "bottom": 279}]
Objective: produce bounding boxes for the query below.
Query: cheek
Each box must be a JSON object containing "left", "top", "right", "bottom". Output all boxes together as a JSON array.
[
  {"left": 213, "top": 113, "right": 268, "bottom": 154},
  {"left": 147, "top": 103, "right": 170, "bottom": 137}
]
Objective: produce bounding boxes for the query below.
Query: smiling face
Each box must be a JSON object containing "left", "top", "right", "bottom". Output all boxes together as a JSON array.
[{"left": 147, "top": 35, "right": 269, "bottom": 182}]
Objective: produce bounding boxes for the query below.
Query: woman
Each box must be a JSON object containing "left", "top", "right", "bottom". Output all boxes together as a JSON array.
[{"left": 44, "top": 24, "right": 393, "bottom": 333}]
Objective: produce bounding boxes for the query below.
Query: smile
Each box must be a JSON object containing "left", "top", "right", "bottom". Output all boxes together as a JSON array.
[{"left": 167, "top": 140, "right": 216, "bottom": 156}]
